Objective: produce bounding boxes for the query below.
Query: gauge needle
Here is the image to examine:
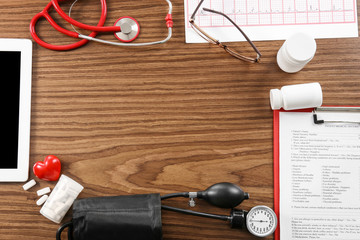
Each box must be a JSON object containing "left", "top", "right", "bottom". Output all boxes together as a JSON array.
[{"left": 249, "top": 220, "right": 268, "bottom": 223}]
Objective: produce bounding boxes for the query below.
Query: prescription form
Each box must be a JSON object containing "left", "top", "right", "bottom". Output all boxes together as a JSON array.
[
  {"left": 184, "top": 0, "right": 359, "bottom": 43},
  {"left": 278, "top": 111, "right": 360, "bottom": 239}
]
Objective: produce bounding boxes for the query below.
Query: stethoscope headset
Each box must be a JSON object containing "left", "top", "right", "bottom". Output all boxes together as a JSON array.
[{"left": 30, "top": 0, "right": 173, "bottom": 51}]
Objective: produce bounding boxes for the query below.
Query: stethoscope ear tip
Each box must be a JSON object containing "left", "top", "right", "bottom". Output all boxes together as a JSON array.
[{"left": 114, "top": 17, "right": 140, "bottom": 43}]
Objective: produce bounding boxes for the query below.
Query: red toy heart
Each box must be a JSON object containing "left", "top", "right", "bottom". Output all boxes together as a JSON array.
[{"left": 33, "top": 155, "right": 61, "bottom": 181}]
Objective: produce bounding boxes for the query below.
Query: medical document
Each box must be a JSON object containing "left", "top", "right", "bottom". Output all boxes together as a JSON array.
[
  {"left": 184, "top": 0, "right": 359, "bottom": 43},
  {"left": 279, "top": 111, "right": 360, "bottom": 240}
]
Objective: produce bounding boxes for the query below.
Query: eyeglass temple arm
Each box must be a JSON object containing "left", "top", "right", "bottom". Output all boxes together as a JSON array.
[
  {"left": 202, "top": 7, "right": 262, "bottom": 58},
  {"left": 190, "top": 0, "right": 206, "bottom": 20}
]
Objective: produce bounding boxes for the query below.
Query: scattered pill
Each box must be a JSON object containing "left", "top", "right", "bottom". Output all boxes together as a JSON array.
[
  {"left": 37, "top": 187, "right": 51, "bottom": 196},
  {"left": 22, "top": 179, "right": 36, "bottom": 191},
  {"left": 36, "top": 195, "right": 49, "bottom": 206}
]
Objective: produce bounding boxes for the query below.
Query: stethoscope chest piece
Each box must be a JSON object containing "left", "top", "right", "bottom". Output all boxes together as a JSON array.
[{"left": 114, "top": 17, "right": 140, "bottom": 42}]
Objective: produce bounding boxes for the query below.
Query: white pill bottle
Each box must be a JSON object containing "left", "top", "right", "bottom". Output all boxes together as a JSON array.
[
  {"left": 270, "top": 82, "right": 323, "bottom": 110},
  {"left": 277, "top": 32, "right": 317, "bottom": 73}
]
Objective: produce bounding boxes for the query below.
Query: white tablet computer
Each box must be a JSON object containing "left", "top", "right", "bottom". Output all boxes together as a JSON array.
[{"left": 0, "top": 39, "right": 32, "bottom": 182}]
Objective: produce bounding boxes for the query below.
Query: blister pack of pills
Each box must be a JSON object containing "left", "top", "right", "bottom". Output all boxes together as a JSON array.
[{"left": 40, "top": 174, "right": 84, "bottom": 223}]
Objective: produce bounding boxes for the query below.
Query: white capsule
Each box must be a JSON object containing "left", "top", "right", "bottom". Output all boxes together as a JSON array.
[
  {"left": 37, "top": 187, "right": 51, "bottom": 196},
  {"left": 54, "top": 202, "right": 66, "bottom": 214},
  {"left": 40, "top": 207, "right": 57, "bottom": 221},
  {"left": 36, "top": 195, "right": 49, "bottom": 206},
  {"left": 22, "top": 179, "right": 37, "bottom": 191},
  {"left": 54, "top": 190, "right": 68, "bottom": 203}
]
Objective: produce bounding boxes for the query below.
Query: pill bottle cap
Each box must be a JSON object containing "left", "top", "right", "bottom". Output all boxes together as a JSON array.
[
  {"left": 270, "top": 89, "right": 283, "bottom": 110},
  {"left": 285, "top": 33, "right": 316, "bottom": 64}
]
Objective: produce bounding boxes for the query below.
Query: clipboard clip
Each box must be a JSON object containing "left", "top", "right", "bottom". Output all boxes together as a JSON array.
[{"left": 312, "top": 107, "right": 360, "bottom": 124}]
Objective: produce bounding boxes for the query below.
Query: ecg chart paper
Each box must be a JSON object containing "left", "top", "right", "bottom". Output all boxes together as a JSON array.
[{"left": 184, "top": 0, "right": 359, "bottom": 43}]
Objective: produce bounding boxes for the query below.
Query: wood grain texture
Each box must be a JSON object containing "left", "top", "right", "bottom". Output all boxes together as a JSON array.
[{"left": 0, "top": 0, "right": 359, "bottom": 239}]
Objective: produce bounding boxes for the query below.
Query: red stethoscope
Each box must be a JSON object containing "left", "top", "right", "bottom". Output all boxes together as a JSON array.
[{"left": 30, "top": 0, "right": 173, "bottom": 51}]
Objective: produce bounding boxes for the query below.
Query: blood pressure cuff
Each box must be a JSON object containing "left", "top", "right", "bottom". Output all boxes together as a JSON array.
[{"left": 71, "top": 193, "right": 162, "bottom": 240}]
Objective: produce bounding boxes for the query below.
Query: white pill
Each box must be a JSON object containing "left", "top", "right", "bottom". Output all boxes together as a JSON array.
[
  {"left": 36, "top": 195, "right": 49, "bottom": 206},
  {"left": 40, "top": 207, "right": 57, "bottom": 220},
  {"left": 37, "top": 187, "right": 51, "bottom": 196},
  {"left": 67, "top": 189, "right": 78, "bottom": 198},
  {"left": 22, "top": 179, "right": 36, "bottom": 191},
  {"left": 54, "top": 190, "right": 68, "bottom": 202},
  {"left": 54, "top": 202, "right": 66, "bottom": 214},
  {"left": 45, "top": 199, "right": 55, "bottom": 209}
]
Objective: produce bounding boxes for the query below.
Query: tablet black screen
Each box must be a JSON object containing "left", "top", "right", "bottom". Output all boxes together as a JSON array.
[{"left": 1, "top": 51, "right": 21, "bottom": 168}]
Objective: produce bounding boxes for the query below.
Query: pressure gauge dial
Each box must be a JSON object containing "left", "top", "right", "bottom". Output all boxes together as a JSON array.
[{"left": 246, "top": 205, "right": 277, "bottom": 237}]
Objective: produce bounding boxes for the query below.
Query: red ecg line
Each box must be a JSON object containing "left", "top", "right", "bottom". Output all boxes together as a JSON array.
[{"left": 187, "top": 0, "right": 357, "bottom": 28}]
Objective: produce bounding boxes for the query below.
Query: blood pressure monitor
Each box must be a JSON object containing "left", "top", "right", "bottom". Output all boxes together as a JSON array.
[
  {"left": 246, "top": 205, "right": 277, "bottom": 237},
  {"left": 56, "top": 183, "right": 278, "bottom": 240}
]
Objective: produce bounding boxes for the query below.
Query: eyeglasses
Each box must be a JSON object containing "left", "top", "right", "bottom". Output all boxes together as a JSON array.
[{"left": 189, "top": 0, "right": 261, "bottom": 63}]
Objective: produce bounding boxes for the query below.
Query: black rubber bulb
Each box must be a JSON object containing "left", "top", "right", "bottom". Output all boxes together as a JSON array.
[{"left": 197, "top": 182, "right": 249, "bottom": 208}]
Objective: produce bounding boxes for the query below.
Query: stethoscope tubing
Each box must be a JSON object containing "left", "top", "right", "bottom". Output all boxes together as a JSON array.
[
  {"left": 30, "top": 0, "right": 173, "bottom": 50},
  {"left": 78, "top": 28, "right": 172, "bottom": 46},
  {"left": 30, "top": 0, "right": 107, "bottom": 51},
  {"left": 78, "top": 0, "right": 173, "bottom": 46},
  {"left": 51, "top": 0, "right": 120, "bottom": 32}
]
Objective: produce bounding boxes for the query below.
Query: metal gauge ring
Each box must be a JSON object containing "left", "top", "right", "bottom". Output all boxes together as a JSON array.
[
  {"left": 114, "top": 16, "right": 140, "bottom": 42},
  {"left": 246, "top": 205, "right": 277, "bottom": 237}
]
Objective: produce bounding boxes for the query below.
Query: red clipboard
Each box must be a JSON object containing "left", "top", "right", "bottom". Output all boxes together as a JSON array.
[
  {"left": 273, "top": 106, "right": 359, "bottom": 240},
  {"left": 273, "top": 108, "right": 311, "bottom": 240}
]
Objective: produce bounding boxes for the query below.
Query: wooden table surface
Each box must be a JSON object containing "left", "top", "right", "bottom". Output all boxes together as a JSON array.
[{"left": 0, "top": 0, "right": 359, "bottom": 239}]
